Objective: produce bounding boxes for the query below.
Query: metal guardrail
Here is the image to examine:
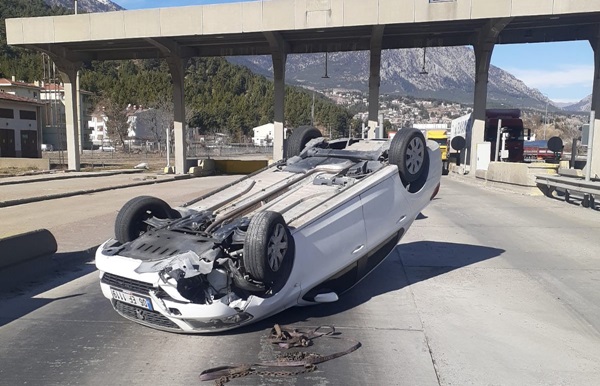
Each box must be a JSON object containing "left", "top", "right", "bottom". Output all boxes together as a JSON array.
[
  {"left": 536, "top": 174, "right": 599, "bottom": 209},
  {"left": 188, "top": 144, "right": 273, "bottom": 158}
]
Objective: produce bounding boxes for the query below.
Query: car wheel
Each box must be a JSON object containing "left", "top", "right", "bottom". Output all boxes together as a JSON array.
[
  {"left": 286, "top": 126, "right": 322, "bottom": 158},
  {"left": 114, "top": 196, "right": 180, "bottom": 243},
  {"left": 243, "top": 211, "right": 293, "bottom": 285},
  {"left": 389, "top": 128, "right": 427, "bottom": 184}
]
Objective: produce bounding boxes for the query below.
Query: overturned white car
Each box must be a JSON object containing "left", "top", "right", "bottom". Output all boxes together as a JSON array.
[{"left": 95, "top": 127, "right": 441, "bottom": 333}]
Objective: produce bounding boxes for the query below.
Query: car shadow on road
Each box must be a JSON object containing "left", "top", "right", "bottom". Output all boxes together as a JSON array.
[
  {"left": 0, "top": 248, "right": 97, "bottom": 328},
  {"left": 236, "top": 241, "right": 504, "bottom": 333}
]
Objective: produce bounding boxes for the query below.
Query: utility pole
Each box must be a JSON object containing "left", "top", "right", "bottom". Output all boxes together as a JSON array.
[
  {"left": 311, "top": 92, "right": 315, "bottom": 126},
  {"left": 544, "top": 99, "right": 548, "bottom": 140}
]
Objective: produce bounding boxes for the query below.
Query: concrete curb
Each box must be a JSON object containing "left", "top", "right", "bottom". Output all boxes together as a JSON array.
[
  {"left": 0, "top": 174, "right": 192, "bottom": 208},
  {"left": 0, "top": 169, "right": 144, "bottom": 186},
  {"left": 0, "top": 229, "right": 58, "bottom": 270},
  {"left": 0, "top": 246, "right": 97, "bottom": 294}
]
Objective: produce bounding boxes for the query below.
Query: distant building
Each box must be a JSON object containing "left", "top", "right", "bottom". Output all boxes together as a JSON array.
[
  {"left": 1, "top": 77, "right": 96, "bottom": 151},
  {"left": 0, "top": 91, "right": 44, "bottom": 158},
  {"left": 89, "top": 105, "right": 167, "bottom": 150},
  {"left": 252, "top": 123, "right": 288, "bottom": 146},
  {"left": 88, "top": 110, "right": 108, "bottom": 147},
  {"left": 39, "top": 82, "right": 94, "bottom": 150}
]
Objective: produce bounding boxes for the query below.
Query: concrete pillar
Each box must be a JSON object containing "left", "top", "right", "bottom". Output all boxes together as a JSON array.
[
  {"left": 166, "top": 56, "right": 187, "bottom": 175},
  {"left": 368, "top": 26, "right": 384, "bottom": 139},
  {"left": 273, "top": 55, "right": 286, "bottom": 160},
  {"left": 589, "top": 33, "right": 600, "bottom": 179},
  {"left": 37, "top": 105, "right": 43, "bottom": 158},
  {"left": 76, "top": 70, "right": 83, "bottom": 153},
  {"left": 57, "top": 66, "right": 81, "bottom": 171},
  {"left": 469, "top": 43, "right": 494, "bottom": 171},
  {"left": 469, "top": 18, "right": 511, "bottom": 172},
  {"left": 265, "top": 32, "right": 288, "bottom": 161}
]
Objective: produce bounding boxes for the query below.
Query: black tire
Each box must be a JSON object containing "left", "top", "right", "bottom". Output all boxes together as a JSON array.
[
  {"left": 243, "top": 211, "right": 293, "bottom": 285},
  {"left": 115, "top": 196, "right": 180, "bottom": 243},
  {"left": 286, "top": 126, "right": 322, "bottom": 158},
  {"left": 389, "top": 128, "right": 427, "bottom": 184}
]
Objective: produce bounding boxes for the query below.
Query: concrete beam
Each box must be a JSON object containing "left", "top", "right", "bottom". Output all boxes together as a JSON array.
[
  {"left": 367, "top": 26, "right": 384, "bottom": 139},
  {"left": 265, "top": 32, "right": 288, "bottom": 161},
  {"left": 145, "top": 37, "right": 197, "bottom": 58},
  {"left": 166, "top": 56, "right": 187, "bottom": 175}
]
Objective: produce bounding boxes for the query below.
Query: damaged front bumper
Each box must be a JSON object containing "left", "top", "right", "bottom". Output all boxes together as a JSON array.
[
  {"left": 96, "top": 240, "right": 296, "bottom": 333},
  {"left": 96, "top": 242, "right": 255, "bottom": 333}
]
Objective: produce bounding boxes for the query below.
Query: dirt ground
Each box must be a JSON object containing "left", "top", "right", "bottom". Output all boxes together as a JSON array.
[{"left": 45, "top": 150, "right": 169, "bottom": 172}]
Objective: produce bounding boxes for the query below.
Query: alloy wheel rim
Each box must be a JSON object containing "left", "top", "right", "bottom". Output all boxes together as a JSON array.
[
  {"left": 267, "top": 223, "right": 288, "bottom": 271},
  {"left": 406, "top": 137, "right": 425, "bottom": 175}
]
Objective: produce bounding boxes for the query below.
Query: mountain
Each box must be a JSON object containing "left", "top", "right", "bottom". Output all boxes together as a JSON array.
[
  {"left": 563, "top": 94, "right": 591, "bottom": 112},
  {"left": 229, "top": 46, "right": 554, "bottom": 110},
  {"left": 44, "top": 0, "right": 123, "bottom": 12}
]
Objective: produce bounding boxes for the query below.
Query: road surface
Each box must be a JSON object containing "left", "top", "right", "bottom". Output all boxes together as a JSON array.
[{"left": 0, "top": 176, "right": 599, "bottom": 385}]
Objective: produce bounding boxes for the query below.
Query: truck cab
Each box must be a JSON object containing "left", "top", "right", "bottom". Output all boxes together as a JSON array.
[{"left": 425, "top": 130, "right": 449, "bottom": 175}]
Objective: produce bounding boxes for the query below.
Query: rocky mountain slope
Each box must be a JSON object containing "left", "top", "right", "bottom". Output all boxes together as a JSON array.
[
  {"left": 44, "top": 0, "right": 122, "bottom": 12},
  {"left": 564, "top": 94, "right": 592, "bottom": 112},
  {"left": 229, "top": 46, "right": 554, "bottom": 110},
  {"left": 40, "top": 1, "right": 555, "bottom": 112}
]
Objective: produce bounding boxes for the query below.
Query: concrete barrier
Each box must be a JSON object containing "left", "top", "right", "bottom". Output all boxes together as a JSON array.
[
  {"left": 189, "top": 159, "right": 216, "bottom": 177},
  {"left": 0, "top": 229, "right": 57, "bottom": 269},
  {"left": 0, "top": 157, "right": 50, "bottom": 170},
  {"left": 468, "top": 162, "right": 559, "bottom": 195},
  {"left": 214, "top": 159, "right": 268, "bottom": 174},
  {"left": 478, "top": 162, "right": 558, "bottom": 187}
]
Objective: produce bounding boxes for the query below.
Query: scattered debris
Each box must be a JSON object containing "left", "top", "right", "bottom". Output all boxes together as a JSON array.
[{"left": 199, "top": 324, "right": 361, "bottom": 385}]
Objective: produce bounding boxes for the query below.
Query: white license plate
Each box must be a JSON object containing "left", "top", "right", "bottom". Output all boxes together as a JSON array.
[{"left": 110, "top": 288, "right": 153, "bottom": 310}]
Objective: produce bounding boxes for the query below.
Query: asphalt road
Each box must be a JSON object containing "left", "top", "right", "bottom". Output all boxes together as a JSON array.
[{"left": 1, "top": 176, "right": 599, "bottom": 385}]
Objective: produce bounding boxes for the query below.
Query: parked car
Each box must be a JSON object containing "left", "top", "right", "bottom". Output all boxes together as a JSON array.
[{"left": 95, "top": 127, "right": 441, "bottom": 333}]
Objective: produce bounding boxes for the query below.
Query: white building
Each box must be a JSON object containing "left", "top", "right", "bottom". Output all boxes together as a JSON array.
[
  {"left": 0, "top": 91, "right": 44, "bottom": 158},
  {"left": 88, "top": 111, "right": 108, "bottom": 147},
  {"left": 89, "top": 106, "right": 167, "bottom": 150},
  {"left": 252, "top": 123, "right": 285, "bottom": 146}
]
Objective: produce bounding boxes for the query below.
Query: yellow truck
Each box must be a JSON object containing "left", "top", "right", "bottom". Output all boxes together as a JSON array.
[{"left": 425, "top": 130, "right": 449, "bottom": 175}]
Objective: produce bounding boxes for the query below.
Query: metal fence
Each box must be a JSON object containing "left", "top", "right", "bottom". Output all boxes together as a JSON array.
[{"left": 187, "top": 143, "right": 273, "bottom": 158}]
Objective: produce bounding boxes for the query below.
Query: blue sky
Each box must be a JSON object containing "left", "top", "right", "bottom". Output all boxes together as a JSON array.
[{"left": 117, "top": 0, "right": 594, "bottom": 104}]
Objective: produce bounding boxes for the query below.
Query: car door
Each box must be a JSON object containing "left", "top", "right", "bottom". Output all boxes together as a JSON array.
[
  {"left": 293, "top": 195, "right": 367, "bottom": 301},
  {"left": 358, "top": 168, "right": 410, "bottom": 279}
]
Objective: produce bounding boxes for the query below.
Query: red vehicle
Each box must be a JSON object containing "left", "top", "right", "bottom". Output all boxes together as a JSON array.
[
  {"left": 523, "top": 140, "right": 556, "bottom": 162},
  {"left": 484, "top": 109, "right": 527, "bottom": 163}
]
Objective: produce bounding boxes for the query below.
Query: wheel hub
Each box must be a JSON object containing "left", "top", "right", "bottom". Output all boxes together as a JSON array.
[
  {"left": 267, "top": 223, "right": 288, "bottom": 271},
  {"left": 405, "top": 137, "right": 424, "bottom": 174}
]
